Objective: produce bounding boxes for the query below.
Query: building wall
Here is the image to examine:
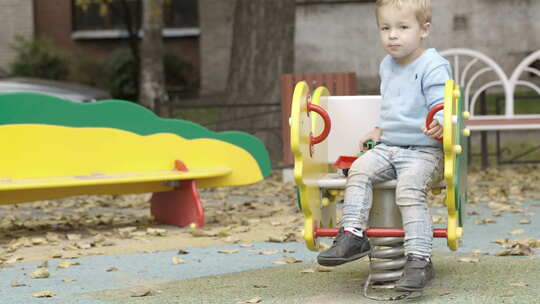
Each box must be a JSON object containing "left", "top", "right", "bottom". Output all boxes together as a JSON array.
[
  {"left": 296, "top": 0, "right": 540, "bottom": 93},
  {"left": 0, "top": 0, "right": 33, "bottom": 71},
  {"left": 201, "top": 0, "right": 540, "bottom": 94},
  {"left": 199, "top": 0, "right": 236, "bottom": 94},
  {"left": 33, "top": 0, "right": 200, "bottom": 84}
]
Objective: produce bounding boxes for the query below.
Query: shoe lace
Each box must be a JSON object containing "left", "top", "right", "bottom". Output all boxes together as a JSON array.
[{"left": 330, "top": 231, "right": 347, "bottom": 247}]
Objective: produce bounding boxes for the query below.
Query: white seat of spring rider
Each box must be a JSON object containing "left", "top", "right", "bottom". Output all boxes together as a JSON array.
[{"left": 317, "top": 172, "right": 446, "bottom": 190}]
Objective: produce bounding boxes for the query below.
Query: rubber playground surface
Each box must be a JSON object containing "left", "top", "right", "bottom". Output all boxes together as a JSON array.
[
  {"left": 2, "top": 166, "right": 540, "bottom": 304},
  {"left": 1, "top": 197, "right": 540, "bottom": 304}
]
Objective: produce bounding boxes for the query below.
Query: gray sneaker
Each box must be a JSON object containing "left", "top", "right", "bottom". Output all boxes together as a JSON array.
[
  {"left": 317, "top": 227, "right": 371, "bottom": 266},
  {"left": 395, "top": 254, "right": 434, "bottom": 291}
]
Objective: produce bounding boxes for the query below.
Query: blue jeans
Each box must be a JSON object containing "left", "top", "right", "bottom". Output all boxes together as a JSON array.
[{"left": 341, "top": 143, "right": 443, "bottom": 256}]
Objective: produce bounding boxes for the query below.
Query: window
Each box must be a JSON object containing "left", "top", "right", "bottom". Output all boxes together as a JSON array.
[{"left": 72, "top": 0, "right": 199, "bottom": 39}]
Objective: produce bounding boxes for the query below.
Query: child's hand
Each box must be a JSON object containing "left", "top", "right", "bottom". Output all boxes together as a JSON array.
[
  {"left": 359, "top": 128, "right": 382, "bottom": 150},
  {"left": 422, "top": 119, "right": 442, "bottom": 140}
]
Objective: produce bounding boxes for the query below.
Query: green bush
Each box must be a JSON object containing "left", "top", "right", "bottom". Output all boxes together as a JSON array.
[
  {"left": 163, "top": 51, "right": 195, "bottom": 88},
  {"left": 104, "top": 49, "right": 194, "bottom": 101},
  {"left": 67, "top": 54, "right": 109, "bottom": 90},
  {"left": 106, "top": 49, "right": 139, "bottom": 101},
  {"left": 9, "top": 35, "right": 70, "bottom": 80}
]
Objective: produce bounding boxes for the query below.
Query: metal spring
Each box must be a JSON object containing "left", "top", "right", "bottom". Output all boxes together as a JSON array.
[
  {"left": 363, "top": 237, "right": 418, "bottom": 301},
  {"left": 368, "top": 237, "right": 405, "bottom": 284}
]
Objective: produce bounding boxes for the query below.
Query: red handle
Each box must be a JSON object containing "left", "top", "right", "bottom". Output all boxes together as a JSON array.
[
  {"left": 308, "top": 103, "right": 331, "bottom": 145},
  {"left": 314, "top": 227, "right": 448, "bottom": 238},
  {"left": 425, "top": 103, "right": 444, "bottom": 142}
]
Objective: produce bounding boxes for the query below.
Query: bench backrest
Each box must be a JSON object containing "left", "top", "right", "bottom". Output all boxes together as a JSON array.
[{"left": 317, "top": 95, "right": 382, "bottom": 164}]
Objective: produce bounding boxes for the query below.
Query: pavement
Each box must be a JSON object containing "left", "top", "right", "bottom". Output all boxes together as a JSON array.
[{"left": 2, "top": 197, "right": 540, "bottom": 303}]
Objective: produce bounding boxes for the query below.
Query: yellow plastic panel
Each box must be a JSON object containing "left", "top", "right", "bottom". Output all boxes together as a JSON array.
[
  {"left": 0, "top": 124, "right": 262, "bottom": 204},
  {"left": 0, "top": 168, "right": 231, "bottom": 204},
  {"left": 290, "top": 82, "right": 336, "bottom": 251},
  {"left": 442, "top": 80, "right": 467, "bottom": 250}
]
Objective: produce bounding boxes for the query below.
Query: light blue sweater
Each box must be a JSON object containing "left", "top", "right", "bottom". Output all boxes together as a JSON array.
[{"left": 376, "top": 48, "right": 452, "bottom": 147}]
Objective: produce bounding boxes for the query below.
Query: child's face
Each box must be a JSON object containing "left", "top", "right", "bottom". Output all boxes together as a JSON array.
[{"left": 377, "top": 4, "right": 430, "bottom": 65}]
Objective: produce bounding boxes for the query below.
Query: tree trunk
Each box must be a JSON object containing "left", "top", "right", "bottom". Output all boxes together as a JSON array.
[
  {"left": 221, "top": 0, "right": 295, "bottom": 164},
  {"left": 138, "top": 0, "right": 168, "bottom": 113}
]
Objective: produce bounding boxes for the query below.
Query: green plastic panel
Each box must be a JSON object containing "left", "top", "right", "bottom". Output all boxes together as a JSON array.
[
  {"left": 0, "top": 93, "right": 271, "bottom": 177},
  {"left": 455, "top": 88, "right": 468, "bottom": 227}
]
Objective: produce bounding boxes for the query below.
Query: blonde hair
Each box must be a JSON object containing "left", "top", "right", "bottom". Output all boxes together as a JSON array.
[{"left": 375, "top": 0, "right": 432, "bottom": 25}]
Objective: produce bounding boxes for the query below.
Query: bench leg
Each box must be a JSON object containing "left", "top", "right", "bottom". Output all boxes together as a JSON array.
[{"left": 150, "top": 180, "right": 205, "bottom": 228}]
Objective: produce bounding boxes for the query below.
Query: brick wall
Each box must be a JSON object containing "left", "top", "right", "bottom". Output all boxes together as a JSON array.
[{"left": 0, "top": 0, "right": 33, "bottom": 72}]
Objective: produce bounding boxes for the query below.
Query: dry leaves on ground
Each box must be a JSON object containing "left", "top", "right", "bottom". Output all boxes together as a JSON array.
[
  {"left": 458, "top": 257, "right": 480, "bottom": 263},
  {"left": 0, "top": 172, "right": 302, "bottom": 264},
  {"left": 239, "top": 297, "right": 262, "bottom": 304},
  {"left": 31, "top": 268, "right": 50, "bottom": 279},
  {"left": 172, "top": 256, "right": 185, "bottom": 264},
  {"left": 129, "top": 286, "right": 152, "bottom": 297},
  {"left": 32, "top": 290, "right": 56, "bottom": 298}
]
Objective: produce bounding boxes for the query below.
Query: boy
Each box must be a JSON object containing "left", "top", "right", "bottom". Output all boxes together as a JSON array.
[{"left": 317, "top": 0, "right": 451, "bottom": 291}]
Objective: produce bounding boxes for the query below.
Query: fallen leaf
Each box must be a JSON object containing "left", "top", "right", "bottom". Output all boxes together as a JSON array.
[
  {"left": 172, "top": 256, "right": 185, "bottom": 264},
  {"left": 147, "top": 228, "right": 167, "bottom": 236},
  {"left": 177, "top": 249, "right": 189, "bottom": 255},
  {"left": 189, "top": 229, "right": 216, "bottom": 237},
  {"left": 218, "top": 249, "right": 239, "bottom": 254},
  {"left": 519, "top": 219, "right": 531, "bottom": 225},
  {"left": 106, "top": 266, "right": 118, "bottom": 272},
  {"left": 268, "top": 236, "right": 284, "bottom": 243},
  {"left": 301, "top": 268, "right": 315, "bottom": 274},
  {"left": 31, "top": 237, "right": 48, "bottom": 245},
  {"left": 31, "top": 268, "right": 50, "bottom": 279},
  {"left": 284, "top": 256, "right": 302, "bottom": 264},
  {"left": 57, "top": 261, "right": 80, "bottom": 269},
  {"left": 510, "top": 282, "right": 528, "bottom": 287},
  {"left": 223, "top": 236, "right": 240, "bottom": 243},
  {"left": 5, "top": 256, "right": 23, "bottom": 264},
  {"left": 46, "top": 232, "right": 61, "bottom": 242},
  {"left": 63, "top": 278, "right": 77, "bottom": 282},
  {"left": 271, "top": 260, "right": 287, "bottom": 265},
  {"left": 258, "top": 250, "right": 279, "bottom": 255},
  {"left": 495, "top": 238, "right": 508, "bottom": 245},
  {"left": 10, "top": 281, "right": 26, "bottom": 287},
  {"left": 317, "top": 266, "right": 333, "bottom": 272},
  {"left": 509, "top": 229, "right": 525, "bottom": 235},
  {"left": 129, "top": 286, "right": 151, "bottom": 297},
  {"left": 239, "top": 297, "right": 262, "bottom": 303},
  {"left": 432, "top": 215, "right": 445, "bottom": 223},
  {"left": 66, "top": 234, "right": 82, "bottom": 241},
  {"left": 458, "top": 257, "right": 479, "bottom": 263},
  {"left": 32, "top": 290, "right": 56, "bottom": 298}
]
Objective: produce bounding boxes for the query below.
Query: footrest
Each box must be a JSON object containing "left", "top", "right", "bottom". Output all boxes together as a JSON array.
[{"left": 314, "top": 227, "right": 448, "bottom": 238}]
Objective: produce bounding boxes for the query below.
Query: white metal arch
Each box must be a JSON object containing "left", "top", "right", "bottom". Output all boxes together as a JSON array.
[
  {"left": 440, "top": 48, "right": 512, "bottom": 117},
  {"left": 508, "top": 49, "right": 540, "bottom": 115}
]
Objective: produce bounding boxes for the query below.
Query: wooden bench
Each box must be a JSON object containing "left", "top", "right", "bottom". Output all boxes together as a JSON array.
[
  {"left": 289, "top": 80, "right": 469, "bottom": 251},
  {"left": 0, "top": 93, "right": 271, "bottom": 227}
]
